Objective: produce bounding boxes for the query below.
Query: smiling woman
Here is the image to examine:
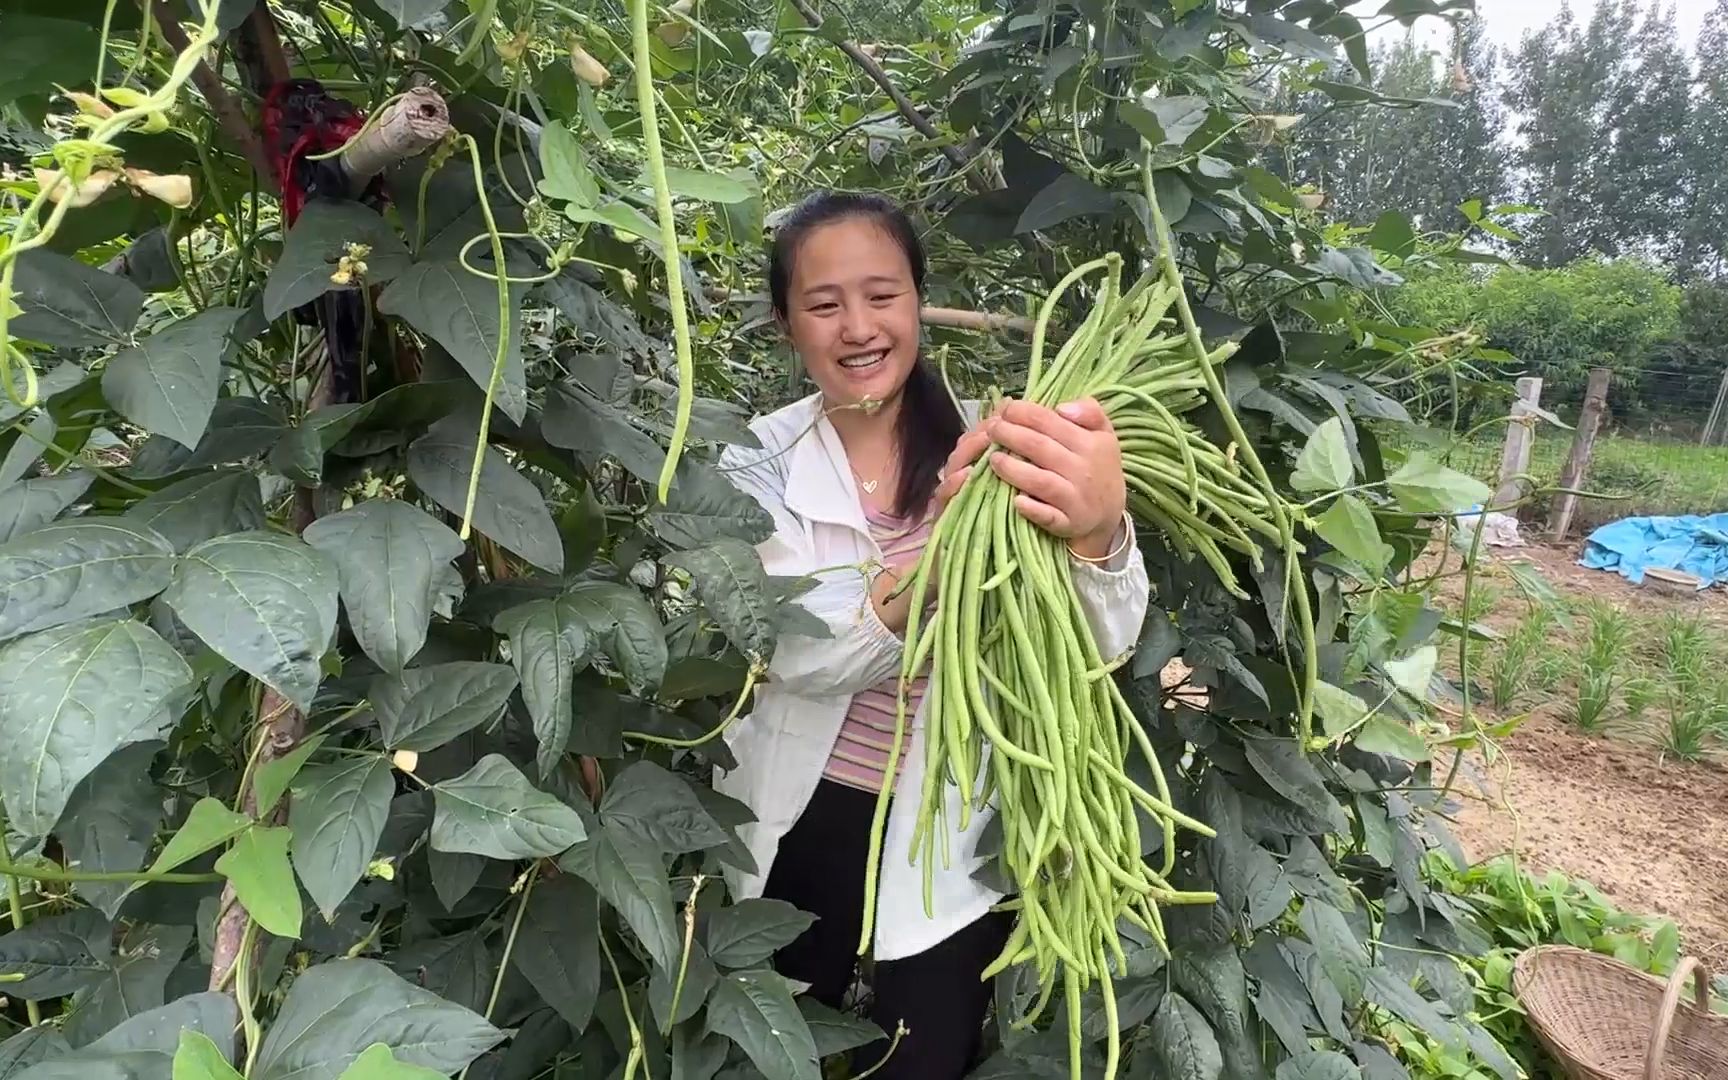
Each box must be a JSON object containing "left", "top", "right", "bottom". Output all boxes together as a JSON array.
[{"left": 713, "top": 191, "right": 1148, "bottom": 1079}]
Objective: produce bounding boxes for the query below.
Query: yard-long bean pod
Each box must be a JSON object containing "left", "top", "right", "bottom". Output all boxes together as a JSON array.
[{"left": 853, "top": 234, "right": 1315, "bottom": 1080}]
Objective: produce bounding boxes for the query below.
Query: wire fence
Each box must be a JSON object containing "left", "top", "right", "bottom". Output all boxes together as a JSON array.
[{"left": 1417, "top": 367, "right": 1728, "bottom": 533}]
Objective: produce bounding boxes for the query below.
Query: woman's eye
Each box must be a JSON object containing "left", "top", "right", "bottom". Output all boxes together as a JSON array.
[
  {"left": 809, "top": 302, "right": 838, "bottom": 314},
  {"left": 871, "top": 293, "right": 902, "bottom": 303}
]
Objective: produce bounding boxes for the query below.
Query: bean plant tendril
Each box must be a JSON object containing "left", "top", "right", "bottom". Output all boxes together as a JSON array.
[
  {"left": 855, "top": 165, "right": 1317, "bottom": 1080},
  {"left": 631, "top": 0, "right": 697, "bottom": 504}
]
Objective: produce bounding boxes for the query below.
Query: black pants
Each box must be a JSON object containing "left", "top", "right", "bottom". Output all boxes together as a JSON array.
[{"left": 762, "top": 779, "right": 1012, "bottom": 1080}]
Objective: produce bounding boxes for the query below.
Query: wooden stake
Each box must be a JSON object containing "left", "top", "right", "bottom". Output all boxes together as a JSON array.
[
  {"left": 1548, "top": 366, "right": 1612, "bottom": 541},
  {"left": 1493, "top": 376, "right": 1542, "bottom": 510}
]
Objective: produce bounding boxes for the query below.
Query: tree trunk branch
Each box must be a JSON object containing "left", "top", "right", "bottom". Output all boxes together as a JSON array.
[
  {"left": 783, "top": 0, "right": 993, "bottom": 196},
  {"left": 207, "top": 688, "right": 302, "bottom": 992},
  {"left": 144, "top": 0, "right": 275, "bottom": 188}
]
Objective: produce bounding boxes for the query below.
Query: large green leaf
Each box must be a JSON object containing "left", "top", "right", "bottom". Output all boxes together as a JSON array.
[
  {"left": 0, "top": 908, "right": 110, "bottom": 999},
  {"left": 407, "top": 417, "right": 563, "bottom": 573},
  {"left": 1144, "top": 992, "right": 1222, "bottom": 1080},
  {"left": 1291, "top": 417, "right": 1352, "bottom": 493},
  {"left": 269, "top": 405, "right": 372, "bottom": 488},
  {"left": 253, "top": 735, "right": 327, "bottom": 818},
  {"left": 556, "top": 582, "right": 668, "bottom": 692},
  {"left": 1170, "top": 943, "right": 1264, "bottom": 1080},
  {"left": 0, "top": 520, "right": 175, "bottom": 642},
  {"left": 332, "top": 1045, "right": 449, "bottom": 1080},
  {"left": 375, "top": 0, "right": 442, "bottom": 28},
  {"left": 1276, "top": 1051, "right": 1362, "bottom": 1080},
  {"left": 0, "top": 473, "right": 92, "bottom": 544},
  {"left": 289, "top": 756, "right": 394, "bottom": 920},
  {"left": 430, "top": 754, "right": 587, "bottom": 859},
  {"left": 163, "top": 532, "right": 339, "bottom": 710},
  {"left": 56, "top": 742, "right": 166, "bottom": 918},
  {"left": 1387, "top": 452, "right": 1491, "bottom": 514},
  {"left": 101, "top": 308, "right": 243, "bottom": 449},
  {"left": 0, "top": 1029, "right": 70, "bottom": 1080},
  {"left": 378, "top": 263, "right": 527, "bottom": 423},
  {"left": 370, "top": 663, "right": 519, "bottom": 752},
  {"left": 1243, "top": 738, "right": 1349, "bottom": 833},
  {"left": 559, "top": 822, "right": 680, "bottom": 972},
  {"left": 599, "top": 762, "right": 729, "bottom": 855},
  {"left": 509, "top": 874, "right": 601, "bottom": 1032},
  {"left": 797, "top": 1001, "right": 883, "bottom": 1058},
  {"left": 538, "top": 122, "right": 602, "bottom": 207},
  {"left": 1299, "top": 901, "right": 1368, "bottom": 1008},
  {"left": 125, "top": 469, "right": 265, "bottom": 552},
  {"left": 647, "top": 463, "right": 775, "bottom": 549},
  {"left": 495, "top": 598, "right": 590, "bottom": 777},
  {"left": 704, "top": 970, "right": 820, "bottom": 1080},
  {"left": 1016, "top": 172, "right": 1117, "bottom": 234},
  {"left": 304, "top": 500, "right": 463, "bottom": 673},
  {"left": 172, "top": 1030, "right": 243, "bottom": 1080},
  {"left": 8, "top": 250, "right": 144, "bottom": 347},
  {"left": 541, "top": 382, "right": 666, "bottom": 483},
  {"left": 663, "top": 539, "right": 776, "bottom": 665},
  {"left": 1311, "top": 495, "right": 1391, "bottom": 574},
  {"left": 24, "top": 991, "right": 235, "bottom": 1077},
  {"left": 0, "top": 619, "right": 191, "bottom": 836},
  {"left": 147, "top": 797, "right": 252, "bottom": 875},
  {"left": 215, "top": 825, "right": 302, "bottom": 938},
  {"left": 643, "top": 166, "right": 756, "bottom": 204},
  {"left": 704, "top": 900, "right": 815, "bottom": 969},
  {"left": 253, "top": 959, "right": 505, "bottom": 1080},
  {"left": 265, "top": 201, "right": 411, "bottom": 320},
  {"left": 649, "top": 944, "right": 717, "bottom": 1029},
  {"left": 130, "top": 397, "right": 288, "bottom": 479},
  {"left": 62, "top": 923, "right": 194, "bottom": 1047}
]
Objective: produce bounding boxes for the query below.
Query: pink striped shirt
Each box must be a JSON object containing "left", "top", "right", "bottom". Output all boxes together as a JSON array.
[{"left": 822, "top": 504, "right": 933, "bottom": 794}]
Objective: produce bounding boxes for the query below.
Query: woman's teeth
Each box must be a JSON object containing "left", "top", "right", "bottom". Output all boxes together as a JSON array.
[{"left": 838, "top": 351, "right": 886, "bottom": 369}]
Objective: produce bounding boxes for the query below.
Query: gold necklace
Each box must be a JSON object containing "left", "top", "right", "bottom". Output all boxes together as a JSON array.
[{"left": 850, "top": 467, "right": 880, "bottom": 495}]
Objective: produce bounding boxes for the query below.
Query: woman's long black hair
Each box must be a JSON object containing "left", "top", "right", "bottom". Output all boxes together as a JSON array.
[{"left": 767, "top": 191, "right": 964, "bottom": 519}]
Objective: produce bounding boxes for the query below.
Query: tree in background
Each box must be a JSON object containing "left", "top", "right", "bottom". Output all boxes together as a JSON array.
[
  {"left": 1595, "top": 3, "right": 1694, "bottom": 263},
  {"left": 1682, "top": 0, "right": 1728, "bottom": 276},
  {"left": 1275, "top": 20, "right": 1507, "bottom": 231},
  {"left": 1382, "top": 259, "right": 1683, "bottom": 411}
]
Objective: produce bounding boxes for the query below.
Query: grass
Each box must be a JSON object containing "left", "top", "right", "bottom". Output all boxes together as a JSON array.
[
  {"left": 1566, "top": 603, "right": 1631, "bottom": 733},
  {"left": 1487, "top": 607, "right": 1554, "bottom": 710},
  {"left": 1390, "top": 427, "right": 1728, "bottom": 525}
]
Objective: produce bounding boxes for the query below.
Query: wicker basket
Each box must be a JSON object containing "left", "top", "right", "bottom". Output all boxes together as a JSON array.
[{"left": 1512, "top": 945, "right": 1728, "bottom": 1080}]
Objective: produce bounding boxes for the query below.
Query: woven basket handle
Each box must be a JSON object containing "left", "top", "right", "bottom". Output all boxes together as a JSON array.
[{"left": 1643, "top": 956, "right": 1713, "bottom": 1080}]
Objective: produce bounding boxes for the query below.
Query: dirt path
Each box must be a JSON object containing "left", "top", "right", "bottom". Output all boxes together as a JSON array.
[
  {"left": 1437, "top": 540, "right": 1728, "bottom": 963},
  {"left": 1448, "top": 710, "right": 1728, "bottom": 963}
]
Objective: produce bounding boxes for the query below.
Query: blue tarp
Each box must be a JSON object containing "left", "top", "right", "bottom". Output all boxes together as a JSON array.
[{"left": 1578, "top": 513, "right": 1728, "bottom": 588}]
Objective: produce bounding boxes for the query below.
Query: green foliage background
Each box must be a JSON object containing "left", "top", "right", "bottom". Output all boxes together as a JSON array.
[{"left": 0, "top": 2, "right": 1608, "bottom": 1080}]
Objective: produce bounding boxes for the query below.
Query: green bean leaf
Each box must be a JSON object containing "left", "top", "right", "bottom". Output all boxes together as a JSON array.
[
  {"left": 1386, "top": 452, "right": 1491, "bottom": 514},
  {"left": 704, "top": 969, "right": 820, "bottom": 1080},
  {"left": 1311, "top": 494, "right": 1392, "bottom": 574},
  {"left": 1144, "top": 992, "right": 1222, "bottom": 1080},
  {"left": 1276, "top": 1050, "right": 1362, "bottom": 1080},
  {"left": 1291, "top": 417, "right": 1352, "bottom": 493}
]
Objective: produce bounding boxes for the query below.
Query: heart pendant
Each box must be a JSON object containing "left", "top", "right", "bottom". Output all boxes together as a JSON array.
[{"left": 859, "top": 479, "right": 879, "bottom": 494}]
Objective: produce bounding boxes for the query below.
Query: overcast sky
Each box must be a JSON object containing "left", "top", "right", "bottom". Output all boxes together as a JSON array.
[{"left": 1375, "top": 0, "right": 1716, "bottom": 54}]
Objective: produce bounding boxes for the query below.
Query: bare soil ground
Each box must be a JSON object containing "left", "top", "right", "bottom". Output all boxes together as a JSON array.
[{"left": 1435, "top": 541, "right": 1728, "bottom": 963}]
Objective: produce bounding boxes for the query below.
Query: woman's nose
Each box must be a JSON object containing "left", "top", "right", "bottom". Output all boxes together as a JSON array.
[{"left": 839, "top": 305, "right": 874, "bottom": 343}]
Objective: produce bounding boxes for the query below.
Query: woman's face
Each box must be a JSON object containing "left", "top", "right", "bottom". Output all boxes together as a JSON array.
[{"left": 779, "top": 217, "right": 922, "bottom": 410}]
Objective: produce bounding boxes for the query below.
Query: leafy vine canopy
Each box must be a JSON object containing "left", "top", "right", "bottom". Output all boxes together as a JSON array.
[{"left": 0, "top": 1, "right": 1535, "bottom": 1079}]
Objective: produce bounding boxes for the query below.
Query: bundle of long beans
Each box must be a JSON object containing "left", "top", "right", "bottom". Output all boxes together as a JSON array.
[{"left": 857, "top": 187, "right": 1315, "bottom": 1080}]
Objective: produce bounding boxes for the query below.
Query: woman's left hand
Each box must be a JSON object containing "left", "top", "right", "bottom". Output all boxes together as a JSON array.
[{"left": 983, "top": 398, "right": 1128, "bottom": 559}]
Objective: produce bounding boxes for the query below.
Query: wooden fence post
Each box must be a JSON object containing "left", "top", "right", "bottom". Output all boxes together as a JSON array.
[
  {"left": 1548, "top": 366, "right": 1613, "bottom": 542},
  {"left": 1493, "top": 376, "right": 1543, "bottom": 510}
]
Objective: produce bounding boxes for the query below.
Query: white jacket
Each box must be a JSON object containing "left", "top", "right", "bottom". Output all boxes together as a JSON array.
[{"left": 713, "top": 393, "right": 1151, "bottom": 961}]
